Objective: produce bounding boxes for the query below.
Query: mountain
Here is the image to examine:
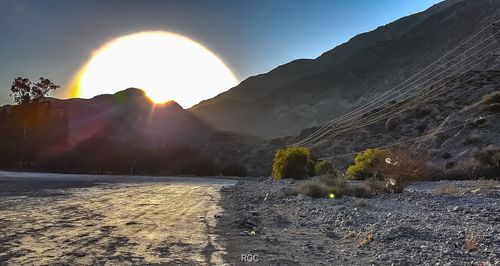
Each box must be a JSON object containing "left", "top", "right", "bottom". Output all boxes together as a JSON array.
[
  {"left": 289, "top": 70, "right": 500, "bottom": 169},
  {"left": 48, "top": 88, "right": 213, "bottom": 146},
  {"left": 0, "top": 88, "right": 273, "bottom": 175},
  {"left": 190, "top": 0, "right": 500, "bottom": 138}
]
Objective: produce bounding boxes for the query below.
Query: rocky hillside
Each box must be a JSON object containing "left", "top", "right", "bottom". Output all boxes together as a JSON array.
[
  {"left": 290, "top": 70, "right": 500, "bottom": 172},
  {"left": 190, "top": 0, "right": 500, "bottom": 138},
  {"left": 210, "top": 69, "right": 500, "bottom": 177}
]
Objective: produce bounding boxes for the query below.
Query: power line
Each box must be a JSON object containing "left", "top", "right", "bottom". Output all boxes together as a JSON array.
[
  {"left": 308, "top": 66, "right": 494, "bottom": 149},
  {"left": 332, "top": 55, "right": 497, "bottom": 135},
  {"left": 318, "top": 112, "right": 500, "bottom": 160},
  {"left": 296, "top": 40, "right": 499, "bottom": 147},
  {"left": 299, "top": 52, "right": 496, "bottom": 147},
  {"left": 292, "top": 19, "right": 500, "bottom": 147},
  {"left": 327, "top": 29, "right": 500, "bottom": 127}
]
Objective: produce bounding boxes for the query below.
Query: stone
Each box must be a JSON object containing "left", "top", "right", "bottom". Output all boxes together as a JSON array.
[{"left": 378, "top": 254, "right": 389, "bottom": 261}]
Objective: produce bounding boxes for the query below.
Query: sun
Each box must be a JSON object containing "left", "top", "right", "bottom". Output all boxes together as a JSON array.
[{"left": 68, "top": 31, "right": 238, "bottom": 107}]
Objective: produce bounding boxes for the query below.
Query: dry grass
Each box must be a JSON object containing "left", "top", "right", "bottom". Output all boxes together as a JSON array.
[
  {"left": 297, "top": 177, "right": 373, "bottom": 199},
  {"left": 465, "top": 231, "right": 477, "bottom": 252},
  {"left": 296, "top": 179, "right": 330, "bottom": 198},
  {"left": 299, "top": 154, "right": 439, "bottom": 198},
  {"left": 344, "top": 230, "right": 375, "bottom": 248},
  {"left": 480, "top": 91, "right": 500, "bottom": 113},
  {"left": 473, "top": 179, "right": 499, "bottom": 193},
  {"left": 443, "top": 159, "right": 476, "bottom": 180},
  {"left": 352, "top": 198, "right": 367, "bottom": 208},
  {"left": 433, "top": 184, "right": 460, "bottom": 195},
  {"left": 344, "top": 230, "right": 358, "bottom": 240},
  {"left": 481, "top": 91, "right": 500, "bottom": 105},
  {"left": 474, "top": 145, "right": 500, "bottom": 168},
  {"left": 357, "top": 231, "right": 374, "bottom": 248},
  {"left": 363, "top": 178, "right": 387, "bottom": 194}
]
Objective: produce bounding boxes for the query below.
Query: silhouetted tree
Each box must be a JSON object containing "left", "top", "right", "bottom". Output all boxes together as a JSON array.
[
  {"left": 8, "top": 77, "right": 59, "bottom": 167},
  {"left": 10, "top": 77, "right": 59, "bottom": 104}
]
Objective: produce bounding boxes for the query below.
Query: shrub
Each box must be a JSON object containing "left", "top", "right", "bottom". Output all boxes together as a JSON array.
[
  {"left": 485, "top": 103, "right": 500, "bottom": 113},
  {"left": 296, "top": 179, "right": 330, "bottom": 198},
  {"left": 481, "top": 92, "right": 500, "bottom": 113},
  {"left": 297, "top": 178, "right": 349, "bottom": 199},
  {"left": 315, "top": 160, "right": 334, "bottom": 176},
  {"left": 352, "top": 198, "right": 367, "bottom": 208},
  {"left": 442, "top": 159, "right": 476, "bottom": 180},
  {"left": 346, "top": 149, "right": 389, "bottom": 180},
  {"left": 474, "top": 145, "right": 500, "bottom": 168},
  {"left": 375, "top": 149, "right": 430, "bottom": 193},
  {"left": 481, "top": 91, "right": 500, "bottom": 104},
  {"left": 297, "top": 176, "right": 372, "bottom": 199},
  {"left": 363, "top": 178, "right": 387, "bottom": 194},
  {"left": 465, "top": 231, "right": 477, "bottom": 252},
  {"left": 272, "top": 147, "right": 316, "bottom": 180},
  {"left": 318, "top": 172, "right": 343, "bottom": 187},
  {"left": 358, "top": 231, "right": 374, "bottom": 248},
  {"left": 433, "top": 184, "right": 459, "bottom": 195},
  {"left": 221, "top": 163, "right": 247, "bottom": 177},
  {"left": 347, "top": 148, "right": 431, "bottom": 192},
  {"left": 463, "top": 135, "right": 481, "bottom": 145}
]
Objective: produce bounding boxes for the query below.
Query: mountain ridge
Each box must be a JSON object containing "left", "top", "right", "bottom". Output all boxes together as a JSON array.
[
  {"left": 190, "top": 0, "right": 499, "bottom": 138},
  {"left": 1, "top": 88, "right": 213, "bottom": 146}
]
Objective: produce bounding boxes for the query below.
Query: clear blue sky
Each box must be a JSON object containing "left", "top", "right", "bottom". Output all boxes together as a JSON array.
[{"left": 0, "top": 0, "right": 442, "bottom": 104}]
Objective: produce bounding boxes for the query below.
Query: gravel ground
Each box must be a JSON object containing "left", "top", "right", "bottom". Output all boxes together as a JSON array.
[{"left": 217, "top": 178, "right": 500, "bottom": 265}]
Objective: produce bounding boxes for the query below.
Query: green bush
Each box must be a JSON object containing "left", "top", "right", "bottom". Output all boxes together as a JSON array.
[
  {"left": 272, "top": 147, "right": 316, "bottom": 180},
  {"left": 346, "top": 149, "right": 388, "bottom": 180},
  {"left": 315, "top": 160, "right": 334, "bottom": 176}
]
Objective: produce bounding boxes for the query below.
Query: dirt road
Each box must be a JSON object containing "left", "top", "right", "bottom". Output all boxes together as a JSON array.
[{"left": 0, "top": 171, "right": 236, "bottom": 265}]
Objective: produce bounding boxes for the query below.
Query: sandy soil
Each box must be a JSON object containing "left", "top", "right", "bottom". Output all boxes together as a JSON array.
[{"left": 0, "top": 171, "right": 236, "bottom": 265}]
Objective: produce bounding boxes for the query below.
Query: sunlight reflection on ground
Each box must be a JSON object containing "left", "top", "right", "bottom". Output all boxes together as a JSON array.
[{"left": 0, "top": 177, "right": 233, "bottom": 265}]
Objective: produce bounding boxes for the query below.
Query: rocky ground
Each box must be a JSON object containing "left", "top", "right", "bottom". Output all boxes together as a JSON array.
[{"left": 217, "top": 178, "right": 500, "bottom": 265}]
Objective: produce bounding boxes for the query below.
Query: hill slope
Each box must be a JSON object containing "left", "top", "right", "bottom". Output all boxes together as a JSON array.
[
  {"left": 190, "top": 0, "right": 500, "bottom": 138},
  {"left": 48, "top": 88, "right": 213, "bottom": 146}
]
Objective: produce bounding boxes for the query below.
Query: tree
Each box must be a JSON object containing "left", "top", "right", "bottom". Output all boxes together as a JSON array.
[
  {"left": 8, "top": 77, "right": 59, "bottom": 167},
  {"left": 10, "top": 77, "right": 59, "bottom": 104}
]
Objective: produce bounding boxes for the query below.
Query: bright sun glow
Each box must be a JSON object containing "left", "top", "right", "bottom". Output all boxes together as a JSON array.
[{"left": 69, "top": 31, "right": 238, "bottom": 107}]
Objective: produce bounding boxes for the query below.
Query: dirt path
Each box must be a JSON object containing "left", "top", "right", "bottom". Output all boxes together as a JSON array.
[{"left": 0, "top": 172, "right": 236, "bottom": 265}]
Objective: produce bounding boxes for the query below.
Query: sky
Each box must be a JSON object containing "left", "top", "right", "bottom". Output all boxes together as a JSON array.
[{"left": 0, "top": 0, "right": 442, "bottom": 105}]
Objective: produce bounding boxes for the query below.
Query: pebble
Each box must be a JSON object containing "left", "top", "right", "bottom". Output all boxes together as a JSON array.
[
  {"left": 378, "top": 254, "right": 389, "bottom": 261},
  {"left": 229, "top": 178, "right": 500, "bottom": 265}
]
